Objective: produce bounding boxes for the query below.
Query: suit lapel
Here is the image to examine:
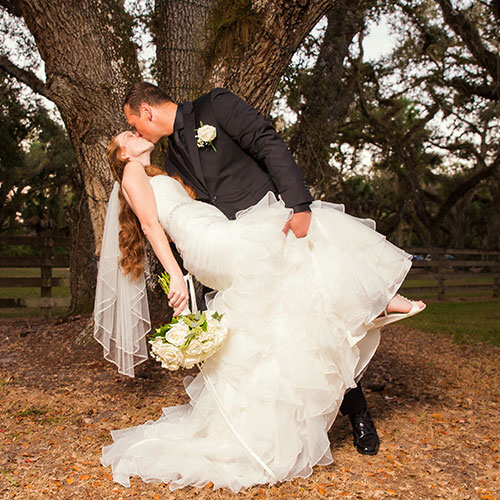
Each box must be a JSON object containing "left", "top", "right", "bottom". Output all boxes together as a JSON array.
[{"left": 182, "top": 102, "right": 207, "bottom": 189}]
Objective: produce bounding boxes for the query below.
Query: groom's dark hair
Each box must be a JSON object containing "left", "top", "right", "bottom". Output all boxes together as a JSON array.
[{"left": 124, "top": 82, "right": 173, "bottom": 115}]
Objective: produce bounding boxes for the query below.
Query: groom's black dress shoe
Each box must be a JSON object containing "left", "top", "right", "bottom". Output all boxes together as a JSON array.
[{"left": 349, "top": 410, "right": 380, "bottom": 455}]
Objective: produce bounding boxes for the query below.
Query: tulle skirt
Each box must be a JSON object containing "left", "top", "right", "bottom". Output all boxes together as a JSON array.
[{"left": 101, "top": 193, "right": 412, "bottom": 491}]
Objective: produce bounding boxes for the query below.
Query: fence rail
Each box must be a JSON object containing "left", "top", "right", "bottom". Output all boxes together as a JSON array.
[
  {"left": 1, "top": 237, "right": 499, "bottom": 317},
  {"left": 402, "top": 247, "right": 500, "bottom": 299},
  {"left": 0, "top": 235, "right": 71, "bottom": 317}
]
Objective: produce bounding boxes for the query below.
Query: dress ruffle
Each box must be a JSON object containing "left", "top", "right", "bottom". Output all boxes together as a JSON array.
[{"left": 101, "top": 191, "right": 412, "bottom": 492}]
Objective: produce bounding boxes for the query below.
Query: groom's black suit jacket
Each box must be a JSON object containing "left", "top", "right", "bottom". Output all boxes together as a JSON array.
[
  {"left": 164, "top": 89, "right": 366, "bottom": 413},
  {"left": 164, "top": 88, "right": 312, "bottom": 220}
]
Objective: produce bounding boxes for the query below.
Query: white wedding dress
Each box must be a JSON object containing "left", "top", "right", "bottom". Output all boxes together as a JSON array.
[{"left": 101, "top": 175, "right": 412, "bottom": 492}]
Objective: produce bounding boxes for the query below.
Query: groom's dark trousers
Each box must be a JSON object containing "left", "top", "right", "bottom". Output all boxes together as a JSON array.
[{"left": 164, "top": 87, "right": 368, "bottom": 418}]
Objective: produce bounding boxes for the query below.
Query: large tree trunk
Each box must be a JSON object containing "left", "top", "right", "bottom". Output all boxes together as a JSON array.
[
  {"left": 15, "top": 0, "right": 141, "bottom": 254},
  {"left": 154, "top": 0, "right": 337, "bottom": 114},
  {"left": 487, "top": 174, "right": 500, "bottom": 250},
  {"left": 68, "top": 173, "right": 97, "bottom": 314},
  {"left": 153, "top": 0, "right": 216, "bottom": 102},
  {"left": 209, "top": 0, "right": 335, "bottom": 114}
]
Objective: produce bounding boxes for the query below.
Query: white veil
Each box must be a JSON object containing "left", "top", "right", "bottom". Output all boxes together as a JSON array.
[{"left": 93, "top": 182, "right": 151, "bottom": 377}]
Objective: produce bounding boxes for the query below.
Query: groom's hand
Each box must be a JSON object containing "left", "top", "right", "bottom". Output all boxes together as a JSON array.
[{"left": 282, "top": 212, "right": 311, "bottom": 238}]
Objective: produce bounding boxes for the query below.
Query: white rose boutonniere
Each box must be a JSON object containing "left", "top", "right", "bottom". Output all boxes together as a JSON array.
[{"left": 195, "top": 122, "right": 217, "bottom": 151}]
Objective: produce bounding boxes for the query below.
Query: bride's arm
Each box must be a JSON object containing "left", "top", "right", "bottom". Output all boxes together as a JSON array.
[{"left": 122, "top": 161, "right": 188, "bottom": 316}]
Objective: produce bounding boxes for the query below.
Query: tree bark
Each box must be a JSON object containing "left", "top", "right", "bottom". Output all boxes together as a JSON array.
[
  {"left": 487, "top": 174, "right": 500, "bottom": 250},
  {"left": 68, "top": 175, "right": 98, "bottom": 314},
  {"left": 153, "top": 0, "right": 337, "bottom": 115},
  {"left": 153, "top": 0, "right": 216, "bottom": 102},
  {"left": 14, "top": 0, "right": 141, "bottom": 255},
  {"left": 210, "top": 0, "right": 336, "bottom": 114}
]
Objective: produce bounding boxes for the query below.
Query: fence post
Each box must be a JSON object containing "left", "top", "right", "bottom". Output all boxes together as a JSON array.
[
  {"left": 40, "top": 237, "right": 53, "bottom": 318},
  {"left": 436, "top": 251, "right": 446, "bottom": 300},
  {"left": 494, "top": 251, "right": 500, "bottom": 298}
]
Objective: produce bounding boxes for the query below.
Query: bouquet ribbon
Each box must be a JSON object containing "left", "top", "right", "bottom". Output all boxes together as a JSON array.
[
  {"left": 184, "top": 273, "right": 198, "bottom": 314},
  {"left": 185, "top": 274, "right": 276, "bottom": 480}
]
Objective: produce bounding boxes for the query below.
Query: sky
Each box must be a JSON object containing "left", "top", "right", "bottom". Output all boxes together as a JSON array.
[{"left": 362, "top": 18, "right": 397, "bottom": 60}]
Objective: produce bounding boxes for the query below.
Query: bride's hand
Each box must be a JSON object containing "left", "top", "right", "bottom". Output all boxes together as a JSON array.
[{"left": 168, "top": 272, "right": 189, "bottom": 317}]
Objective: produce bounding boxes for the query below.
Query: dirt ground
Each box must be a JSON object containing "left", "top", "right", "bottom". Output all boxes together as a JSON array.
[{"left": 0, "top": 314, "right": 499, "bottom": 500}]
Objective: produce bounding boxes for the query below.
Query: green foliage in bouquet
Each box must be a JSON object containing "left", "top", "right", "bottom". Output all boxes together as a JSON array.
[
  {"left": 150, "top": 310, "right": 224, "bottom": 349},
  {"left": 157, "top": 271, "right": 171, "bottom": 297},
  {"left": 151, "top": 271, "right": 224, "bottom": 351}
]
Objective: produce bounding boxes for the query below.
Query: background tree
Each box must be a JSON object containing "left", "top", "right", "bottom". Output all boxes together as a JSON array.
[
  {"left": 0, "top": 72, "right": 96, "bottom": 311},
  {"left": 281, "top": 0, "right": 499, "bottom": 247},
  {"left": 0, "top": 72, "right": 76, "bottom": 236},
  {"left": 0, "top": 0, "right": 337, "bottom": 316},
  {"left": 286, "top": 0, "right": 376, "bottom": 195}
]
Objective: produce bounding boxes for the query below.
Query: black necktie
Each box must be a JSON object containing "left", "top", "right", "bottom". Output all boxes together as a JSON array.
[{"left": 173, "top": 130, "right": 193, "bottom": 172}]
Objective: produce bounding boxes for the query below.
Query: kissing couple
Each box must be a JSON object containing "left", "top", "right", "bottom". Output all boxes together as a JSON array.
[{"left": 94, "top": 82, "right": 425, "bottom": 492}]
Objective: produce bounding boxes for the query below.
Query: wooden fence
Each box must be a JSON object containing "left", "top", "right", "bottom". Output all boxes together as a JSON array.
[
  {"left": 0, "top": 235, "right": 71, "bottom": 317},
  {"left": 0, "top": 237, "right": 499, "bottom": 317},
  {"left": 401, "top": 247, "right": 500, "bottom": 299}
]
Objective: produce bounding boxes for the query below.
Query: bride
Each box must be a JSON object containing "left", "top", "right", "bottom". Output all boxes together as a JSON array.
[{"left": 94, "top": 131, "right": 425, "bottom": 492}]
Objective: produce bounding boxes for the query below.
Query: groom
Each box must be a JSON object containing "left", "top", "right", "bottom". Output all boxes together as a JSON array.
[{"left": 123, "top": 81, "right": 380, "bottom": 456}]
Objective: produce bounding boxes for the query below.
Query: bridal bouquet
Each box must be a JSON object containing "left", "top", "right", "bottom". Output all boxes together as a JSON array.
[{"left": 149, "top": 272, "right": 228, "bottom": 370}]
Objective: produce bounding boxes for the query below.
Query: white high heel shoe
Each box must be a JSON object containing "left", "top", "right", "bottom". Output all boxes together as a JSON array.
[{"left": 371, "top": 294, "right": 426, "bottom": 329}]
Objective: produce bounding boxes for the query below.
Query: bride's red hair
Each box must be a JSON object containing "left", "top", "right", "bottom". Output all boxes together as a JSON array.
[{"left": 105, "top": 136, "right": 196, "bottom": 280}]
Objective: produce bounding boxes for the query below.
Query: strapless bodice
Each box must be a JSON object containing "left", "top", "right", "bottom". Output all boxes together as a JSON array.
[
  {"left": 150, "top": 175, "right": 194, "bottom": 223},
  {"left": 150, "top": 174, "right": 237, "bottom": 290}
]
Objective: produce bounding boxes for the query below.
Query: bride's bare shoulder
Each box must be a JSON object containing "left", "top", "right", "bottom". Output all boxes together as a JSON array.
[
  {"left": 123, "top": 160, "right": 145, "bottom": 172},
  {"left": 123, "top": 161, "right": 148, "bottom": 183},
  {"left": 122, "top": 161, "right": 151, "bottom": 199}
]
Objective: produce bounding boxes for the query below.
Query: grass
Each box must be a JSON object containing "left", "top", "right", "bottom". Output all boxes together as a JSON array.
[
  {"left": 404, "top": 277, "right": 495, "bottom": 287},
  {"left": 404, "top": 298, "right": 500, "bottom": 346}
]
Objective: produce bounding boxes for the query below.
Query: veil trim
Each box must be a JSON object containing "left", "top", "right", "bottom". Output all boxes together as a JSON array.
[{"left": 93, "top": 182, "right": 151, "bottom": 377}]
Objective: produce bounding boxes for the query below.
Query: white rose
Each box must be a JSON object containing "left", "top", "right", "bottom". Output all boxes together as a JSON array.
[
  {"left": 182, "top": 356, "right": 198, "bottom": 369},
  {"left": 165, "top": 322, "right": 189, "bottom": 346},
  {"left": 198, "top": 329, "right": 211, "bottom": 342},
  {"left": 197, "top": 124, "right": 216, "bottom": 143},
  {"left": 162, "top": 360, "right": 180, "bottom": 370},
  {"left": 151, "top": 341, "right": 183, "bottom": 367},
  {"left": 208, "top": 321, "right": 228, "bottom": 343},
  {"left": 185, "top": 339, "right": 203, "bottom": 357},
  {"left": 201, "top": 338, "right": 215, "bottom": 353}
]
